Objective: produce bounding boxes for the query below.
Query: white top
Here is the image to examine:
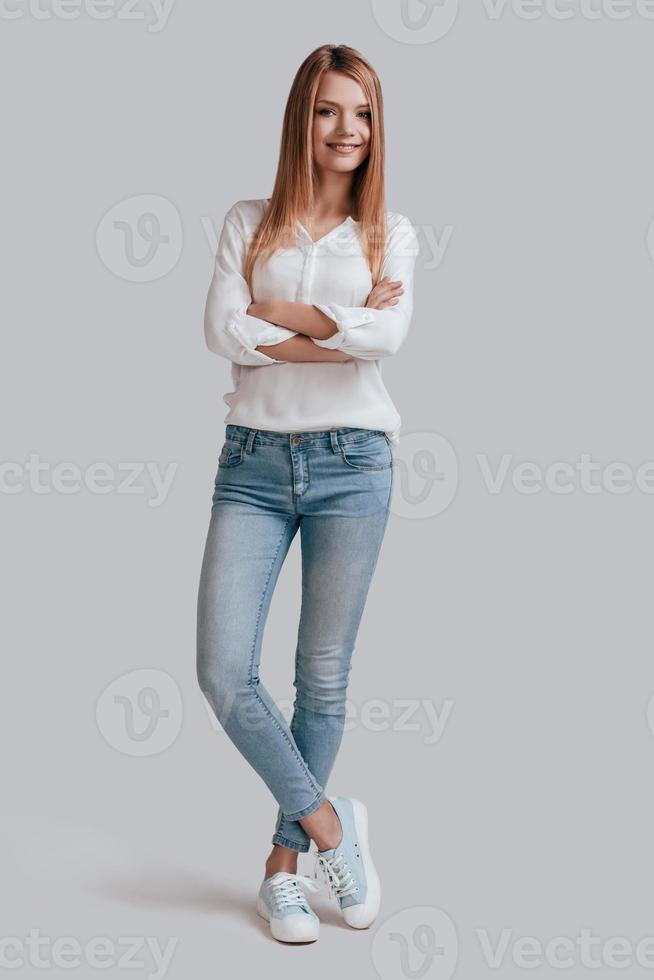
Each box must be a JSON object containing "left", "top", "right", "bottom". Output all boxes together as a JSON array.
[{"left": 203, "top": 197, "right": 419, "bottom": 446}]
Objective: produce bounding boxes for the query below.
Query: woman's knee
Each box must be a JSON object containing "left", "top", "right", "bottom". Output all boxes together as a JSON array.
[
  {"left": 196, "top": 654, "right": 249, "bottom": 724},
  {"left": 294, "top": 661, "right": 350, "bottom": 719}
]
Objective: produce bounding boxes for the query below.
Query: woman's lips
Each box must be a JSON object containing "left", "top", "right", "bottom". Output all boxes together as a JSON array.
[{"left": 327, "top": 143, "right": 361, "bottom": 154}]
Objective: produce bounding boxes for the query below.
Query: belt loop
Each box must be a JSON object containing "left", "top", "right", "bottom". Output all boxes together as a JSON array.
[
  {"left": 245, "top": 429, "right": 257, "bottom": 454},
  {"left": 329, "top": 430, "right": 342, "bottom": 455}
]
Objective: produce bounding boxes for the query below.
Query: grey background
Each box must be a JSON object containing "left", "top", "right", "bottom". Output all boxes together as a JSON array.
[{"left": 2, "top": 1, "right": 653, "bottom": 976}]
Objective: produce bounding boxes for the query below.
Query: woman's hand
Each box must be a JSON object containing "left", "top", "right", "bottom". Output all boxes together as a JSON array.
[{"left": 365, "top": 276, "right": 404, "bottom": 310}]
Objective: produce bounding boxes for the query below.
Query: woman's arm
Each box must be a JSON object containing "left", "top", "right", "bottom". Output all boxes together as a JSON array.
[
  {"left": 257, "top": 335, "right": 353, "bottom": 363},
  {"left": 204, "top": 208, "right": 300, "bottom": 366},
  {"left": 250, "top": 215, "right": 420, "bottom": 360},
  {"left": 205, "top": 203, "right": 354, "bottom": 364},
  {"left": 249, "top": 301, "right": 340, "bottom": 341}
]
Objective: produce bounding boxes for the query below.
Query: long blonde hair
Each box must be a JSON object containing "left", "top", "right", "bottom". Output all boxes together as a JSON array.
[{"left": 243, "top": 43, "right": 387, "bottom": 291}]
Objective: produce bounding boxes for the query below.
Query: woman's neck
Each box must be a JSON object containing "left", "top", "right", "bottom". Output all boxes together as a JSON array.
[{"left": 309, "top": 172, "right": 355, "bottom": 220}]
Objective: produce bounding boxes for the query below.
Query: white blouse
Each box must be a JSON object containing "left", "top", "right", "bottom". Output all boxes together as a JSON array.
[{"left": 203, "top": 197, "right": 419, "bottom": 446}]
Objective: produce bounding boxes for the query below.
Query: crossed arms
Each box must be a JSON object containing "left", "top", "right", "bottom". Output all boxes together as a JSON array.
[{"left": 203, "top": 210, "right": 419, "bottom": 366}]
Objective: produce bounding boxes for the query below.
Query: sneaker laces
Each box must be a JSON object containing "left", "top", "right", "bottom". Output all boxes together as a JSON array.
[
  {"left": 315, "top": 852, "right": 358, "bottom": 900},
  {"left": 270, "top": 872, "right": 322, "bottom": 913}
]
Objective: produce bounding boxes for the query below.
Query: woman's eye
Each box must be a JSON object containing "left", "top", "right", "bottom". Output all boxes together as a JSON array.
[{"left": 316, "top": 108, "right": 372, "bottom": 119}]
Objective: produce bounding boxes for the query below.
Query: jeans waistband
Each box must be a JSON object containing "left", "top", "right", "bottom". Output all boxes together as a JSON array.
[{"left": 224, "top": 424, "right": 389, "bottom": 449}]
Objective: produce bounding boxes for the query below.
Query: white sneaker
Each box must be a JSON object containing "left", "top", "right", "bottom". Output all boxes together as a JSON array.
[
  {"left": 313, "top": 797, "right": 381, "bottom": 929},
  {"left": 256, "top": 871, "right": 321, "bottom": 943}
]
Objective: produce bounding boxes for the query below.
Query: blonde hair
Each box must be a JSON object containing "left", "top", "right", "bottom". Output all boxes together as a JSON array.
[{"left": 243, "top": 43, "right": 387, "bottom": 290}]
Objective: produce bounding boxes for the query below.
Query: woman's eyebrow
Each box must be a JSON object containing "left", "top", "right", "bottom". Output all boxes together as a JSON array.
[{"left": 316, "top": 99, "right": 371, "bottom": 109}]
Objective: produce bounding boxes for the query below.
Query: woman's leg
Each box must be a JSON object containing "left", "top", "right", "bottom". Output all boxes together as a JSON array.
[
  {"left": 196, "top": 499, "right": 327, "bottom": 826},
  {"left": 270, "top": 443, "right": 394, "bottom": 853}
]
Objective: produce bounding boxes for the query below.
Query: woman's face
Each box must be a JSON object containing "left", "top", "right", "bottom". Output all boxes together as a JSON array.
[{"left": 311, "top": 70, "right": 372, "bottom": 175}]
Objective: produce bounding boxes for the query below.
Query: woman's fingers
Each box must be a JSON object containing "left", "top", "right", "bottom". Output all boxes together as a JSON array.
[
  {"left": 365, "top": 277, "right": 405, "bottom": 311},
  {"left": 374, "top": 282, "right": 403, "bottom": 297},
  {"left": 377, "top": 286, "right": 404, "bottom": 302},
  {"left": 379, "top": 282, "right": 403, "bottom": 297},
  {"left": 373, "top": 295, "right": 402, "bottom": 310}
]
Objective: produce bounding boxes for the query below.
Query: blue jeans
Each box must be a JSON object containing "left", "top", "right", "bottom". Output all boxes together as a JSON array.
[{"left": 196, "top": 423, "right": 394, "bottom": 852}]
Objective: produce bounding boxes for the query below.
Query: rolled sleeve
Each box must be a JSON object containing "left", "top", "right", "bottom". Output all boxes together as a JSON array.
[
  {"left": 311, "top": 304, "right": 376, "bottom": 349},
  {"left": 311, "top": 215, "right": 419, "bottom": 360},
  {"left": 226, "top": 310, "right": 298, "bottom": 365},
  {"left": 204, "top": 210, "right": 298, "bottom": 366}
]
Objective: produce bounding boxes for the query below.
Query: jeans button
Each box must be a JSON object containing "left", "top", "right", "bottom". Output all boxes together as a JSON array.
[{"left": 292, "top": 437, "right": 300, "bottom": 445}]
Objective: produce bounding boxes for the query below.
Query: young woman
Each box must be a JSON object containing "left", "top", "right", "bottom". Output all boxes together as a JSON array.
[{"left": 196, "top": 43, "right": 419, "bottom": 943}]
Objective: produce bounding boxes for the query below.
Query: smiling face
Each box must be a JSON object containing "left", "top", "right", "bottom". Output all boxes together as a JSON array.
[{"left": 311, "top": 70, "right": 372, "bottom": 175}]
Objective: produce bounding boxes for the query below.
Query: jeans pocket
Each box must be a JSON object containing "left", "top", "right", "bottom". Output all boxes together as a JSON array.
[
  {"left": 339, "top": 435, "right": 393, "bottom": 472},
  {"left": 218, "top": 440, "right": 245, "bottom": 468}
]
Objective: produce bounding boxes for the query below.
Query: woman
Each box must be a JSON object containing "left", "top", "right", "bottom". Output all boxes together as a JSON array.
[{"left": 196, "top": 43, "right": 419, "bottom": 943}]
